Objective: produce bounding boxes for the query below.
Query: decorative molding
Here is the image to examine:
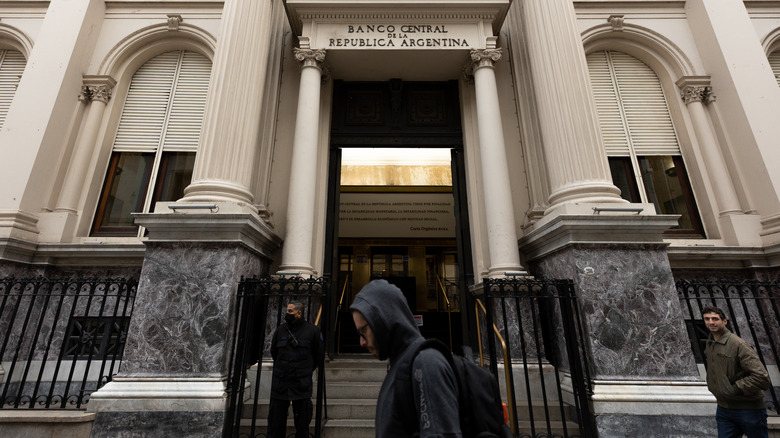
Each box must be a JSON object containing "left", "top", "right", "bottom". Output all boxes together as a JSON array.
[
  {"left": 80, "top": 76, "right": 117, "bottom": 103},
  {"left": 676, "top": 76, "right": 716, "bottom": 105},
  {"left": 88, "top": 85, "right": 113, "bottom": 103},
  {"left": 581, "top": 23, "right": 697, "bottom": 79},
  {"left": 167, "top": 14, "right": 183, "bottom": 32},
  {"left": 680, "top": 85, "right": 714, "bottom": 104},
  {"left": 607, "top": 14, "right": 625, "bottom": 32},
  {"left": 98, "top": 23, "right": 216, "bottom": 77},
  {"left": 78, "top": 85, "right": 91, "bottom": 103}
]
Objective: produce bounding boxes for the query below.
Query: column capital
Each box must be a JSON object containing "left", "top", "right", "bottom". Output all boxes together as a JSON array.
[
  {"left": 680, "top": 85, "right": 715, "bottom": 105},
  {"left": 470, "top": 48, "right": 502, "bottom": 69},
  {"left": 294, "top": 48, "right": 328, "bottom": 81},
  {"left": 676, "top": 76, "right": 716, "bottom": 105},
  {"left": 294, "top": 48, "right": 326, "bottom": 67},
  {"left": 81, "top": 75, "right": 117, "bottom": 103}
]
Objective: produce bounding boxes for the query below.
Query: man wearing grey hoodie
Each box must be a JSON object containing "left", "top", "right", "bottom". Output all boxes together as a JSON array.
[{"left": 349, "top": 279, "right": 462, "bottom": 438}]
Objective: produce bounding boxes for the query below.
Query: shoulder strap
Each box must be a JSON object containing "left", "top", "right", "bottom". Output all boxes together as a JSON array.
[{"left": 409, "top": 338, "right": 466, "bottom": 428}]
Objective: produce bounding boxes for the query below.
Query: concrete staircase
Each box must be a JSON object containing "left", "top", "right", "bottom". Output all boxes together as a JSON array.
[
  {"left": 241, "top": 356, "right": 588, "bottom": 438},
  {"left": 241, "top": 356, "right": 385, "bottom": 438}
]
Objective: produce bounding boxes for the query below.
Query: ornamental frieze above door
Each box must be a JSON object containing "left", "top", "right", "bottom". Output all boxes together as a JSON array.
[{"left": 283, "top": 0, "right": 511, "bottom": 51}]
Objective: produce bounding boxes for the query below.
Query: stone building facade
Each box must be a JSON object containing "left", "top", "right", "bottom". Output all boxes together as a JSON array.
[{"left": 1, "top": 0, "right": 779, "bottom": 436}]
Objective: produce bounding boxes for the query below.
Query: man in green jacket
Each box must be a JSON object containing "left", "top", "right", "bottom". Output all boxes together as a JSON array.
[{"left": 703, "top": 305, "right": 771, "bottom": 438}]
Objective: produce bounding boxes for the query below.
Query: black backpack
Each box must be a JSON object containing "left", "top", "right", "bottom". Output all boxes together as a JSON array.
[{"left": 411, "top": 338, "right": 513, "bottom": 438}]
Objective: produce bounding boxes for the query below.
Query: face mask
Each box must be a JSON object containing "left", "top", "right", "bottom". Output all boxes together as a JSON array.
[{"left": 284, "top": 313, "right": 295, "bottom": 325}]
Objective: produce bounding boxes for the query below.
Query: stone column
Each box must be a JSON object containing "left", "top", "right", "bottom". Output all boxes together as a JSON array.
[
  {"left": 87, "top": 1, "right": 284, "bottom": 436},
  {"left": 57, "top": 76, "right": 116, "bottom": 214},
  {"left": 686, "top": 0, "right": 780, "bottom": 245},
  {"left": 517, "top": 6, "right": 713, "bottom": 432},
  {"left": 182, "top": 0, "right": 274, "bottom": 207},
  {"left": 520, "top": 0, "right": 623, "bottom": 209},
  {"left": 677, "top": 78, "right": 740, "bottom": 216},
  {"left": 470, "top": 49, "right": 524, "bottom": 277},
  {"left": 278, "top": 49, "right": 326, "bottom": 276},
  {"left": 0, "top": 0, "right": 105, "bottom": 243}
]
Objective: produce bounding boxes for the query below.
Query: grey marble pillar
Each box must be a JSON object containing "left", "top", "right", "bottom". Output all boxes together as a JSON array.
[
  {"left": 520, "top": 214, "right": 716, "bottom": 437},
  {"left": 88, "top": 214, "right": 281, "bottom": 437}
]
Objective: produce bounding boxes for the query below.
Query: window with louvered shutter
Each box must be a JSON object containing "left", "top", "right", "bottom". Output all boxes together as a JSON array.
[
  {"left": 769, "top": 51, "right": 780, "bottom": 87},
  {"left": 92, "top": 50, "right": 211, "bottom": 236},
  {"left": 0, "top": 49, "right": 26, "bottom": 129},
  {"left": 587, "top": 50, "right": 704, "bottom": 237}
]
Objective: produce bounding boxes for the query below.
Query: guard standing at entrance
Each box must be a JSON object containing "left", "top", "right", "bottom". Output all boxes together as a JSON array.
[{"left": 268, "top": 302, "right": 324, "bottom": 438}]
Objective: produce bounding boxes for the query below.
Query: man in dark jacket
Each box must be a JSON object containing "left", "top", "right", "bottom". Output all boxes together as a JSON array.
[
  {"left": 349, "top": 279, "right": 461, "bottom": 438},
  {"left": 268, "top": 302, "right": 324, "bottom": 438},
  {"left": 703, "top": 305, "right": 770, "bottom": 438}
]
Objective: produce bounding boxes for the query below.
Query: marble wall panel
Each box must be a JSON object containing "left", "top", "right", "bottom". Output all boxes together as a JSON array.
[
  {"left": 91, "top": 411, "right": 223, "bottom": 438},
  {"left": 120, "top": 242, "right": 264, "bottom": 376},
  {"left": 533, "top": 244, "right": 700, "bottom": 380},
  {"left": 594, "top": 414, "right": 715, "bottom": 438}
]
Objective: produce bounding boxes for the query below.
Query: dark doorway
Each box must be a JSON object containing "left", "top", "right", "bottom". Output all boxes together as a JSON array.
[{"left": 324, "top": 80, "right": 474, "bottom": 356}]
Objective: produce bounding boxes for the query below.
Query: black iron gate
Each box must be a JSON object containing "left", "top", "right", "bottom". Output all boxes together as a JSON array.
[
  {"left": 677, "top": 279, "right": 779, "bottom": 415},
  {"left": 0, "top": 277, "right": 137, "bottom": 409},
  {"left": 224, "top": 276, "right": 329, "bottom": 438},
  {"left": 481, "top": 278, "right": 596, "bottom": 438}
]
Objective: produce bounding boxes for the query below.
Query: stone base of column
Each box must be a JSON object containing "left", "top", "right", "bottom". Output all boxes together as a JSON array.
[
  {"left": 84, "top": 212, "right": 281, "bottom": 437},
  {"left": 588, "top": 380, "right": 716, "bottom": 437},
  {"left": 89, "top": 377, "right": 227, "bottom": 438},
  {"left": 520, "top": 211, "right": 711, "bottom": 435},
  {"left": 715, "top": 212, "right": 762, "bottom": 246},
  {"left": 36, "top": 210, "right": 78, "bottom": 243},
  {"left": 0, "top": 210, "right": 39, "bottom": 242}
]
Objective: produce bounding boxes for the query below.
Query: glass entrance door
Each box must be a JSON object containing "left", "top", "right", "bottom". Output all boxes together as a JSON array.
[{"left": 333, "top": 148, "right": 465, "bottom": 353}]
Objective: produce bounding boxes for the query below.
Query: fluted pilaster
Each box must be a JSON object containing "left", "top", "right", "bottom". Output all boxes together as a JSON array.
[
  {"left": 57, "top": 76, "right": 116, "bottom": 213},
  {"left": 677, "top": 77, "right": 741, "bottom": 215},
  {"left": 278, "top": 49, "right": 327, "bottom": 276},
  {"left": 183, "top": 0, "right": 274, "bottom": 206},
  {"left": 470, "top": 48, "right": 523, "bottom": 277},
  {"left": 521, "top": 0, "right": 623, "bottom": 207}
]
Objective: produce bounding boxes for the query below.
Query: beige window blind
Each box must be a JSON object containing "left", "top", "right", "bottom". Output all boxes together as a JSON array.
[{"left": 0, "top": 49, "right": 26, "bottom": 129}]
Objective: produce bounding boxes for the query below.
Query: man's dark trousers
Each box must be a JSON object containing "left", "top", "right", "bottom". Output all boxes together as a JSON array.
[
  {"left": 716, "top": 405, "right": 768, "bottom": 438},
  {"left": 267, "top": 397, "right": 312, "bottom": 438}
]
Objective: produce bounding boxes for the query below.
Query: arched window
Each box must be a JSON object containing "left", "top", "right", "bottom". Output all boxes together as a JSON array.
[
  {"left": 0, "top": 49, "right": 26, "bottom": 129},
  {"left": 769, "top": 51, "right": 780, "bottom": 86},
  {"left": 92, "top": 50, "right": 211, "bottom": 236},
  {"left": 586, "top": 50, "right": 704, "bottom": 237}
]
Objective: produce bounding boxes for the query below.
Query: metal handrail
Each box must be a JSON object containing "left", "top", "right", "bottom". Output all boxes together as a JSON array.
[
  {"left": 314, "top": 304, "right": 322, "bottom": 327},
  {"left": 475, "top": 298, "right": 516, "bottom": 435},
  {"left": 338, "top": 274, "right": 350, "bottom": 310},
  {"left": 435, "top": 275, "right": 454, "bottom": 352},
  {"left": 336, "top": 275, "right": 350, "bottom": 354}
]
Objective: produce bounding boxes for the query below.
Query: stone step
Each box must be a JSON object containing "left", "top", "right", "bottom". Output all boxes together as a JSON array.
[
  {"left": 511, "top": 400, "right": 574, "bottom": 422},
  {"left": 239, "top": 418, "right": 375, "bottom": 438},
  {"left": 326, "top": 381, "right": 382, "bottom": 399},
  {"left": 243, "top": 398, "right": 377, "bottom": 420},
  {"left": 514, "top": 420, "right": 583, "bottom": 437}
]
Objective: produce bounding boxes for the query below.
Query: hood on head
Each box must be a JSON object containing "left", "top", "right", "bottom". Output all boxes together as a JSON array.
[{"left": 349, "top": 279, "right": 422, "bottom": 361}]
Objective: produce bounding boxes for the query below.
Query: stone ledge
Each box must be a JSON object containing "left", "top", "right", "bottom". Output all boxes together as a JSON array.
[{"left": 0, "top": 410, "right": 96, "bottom": 423}]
